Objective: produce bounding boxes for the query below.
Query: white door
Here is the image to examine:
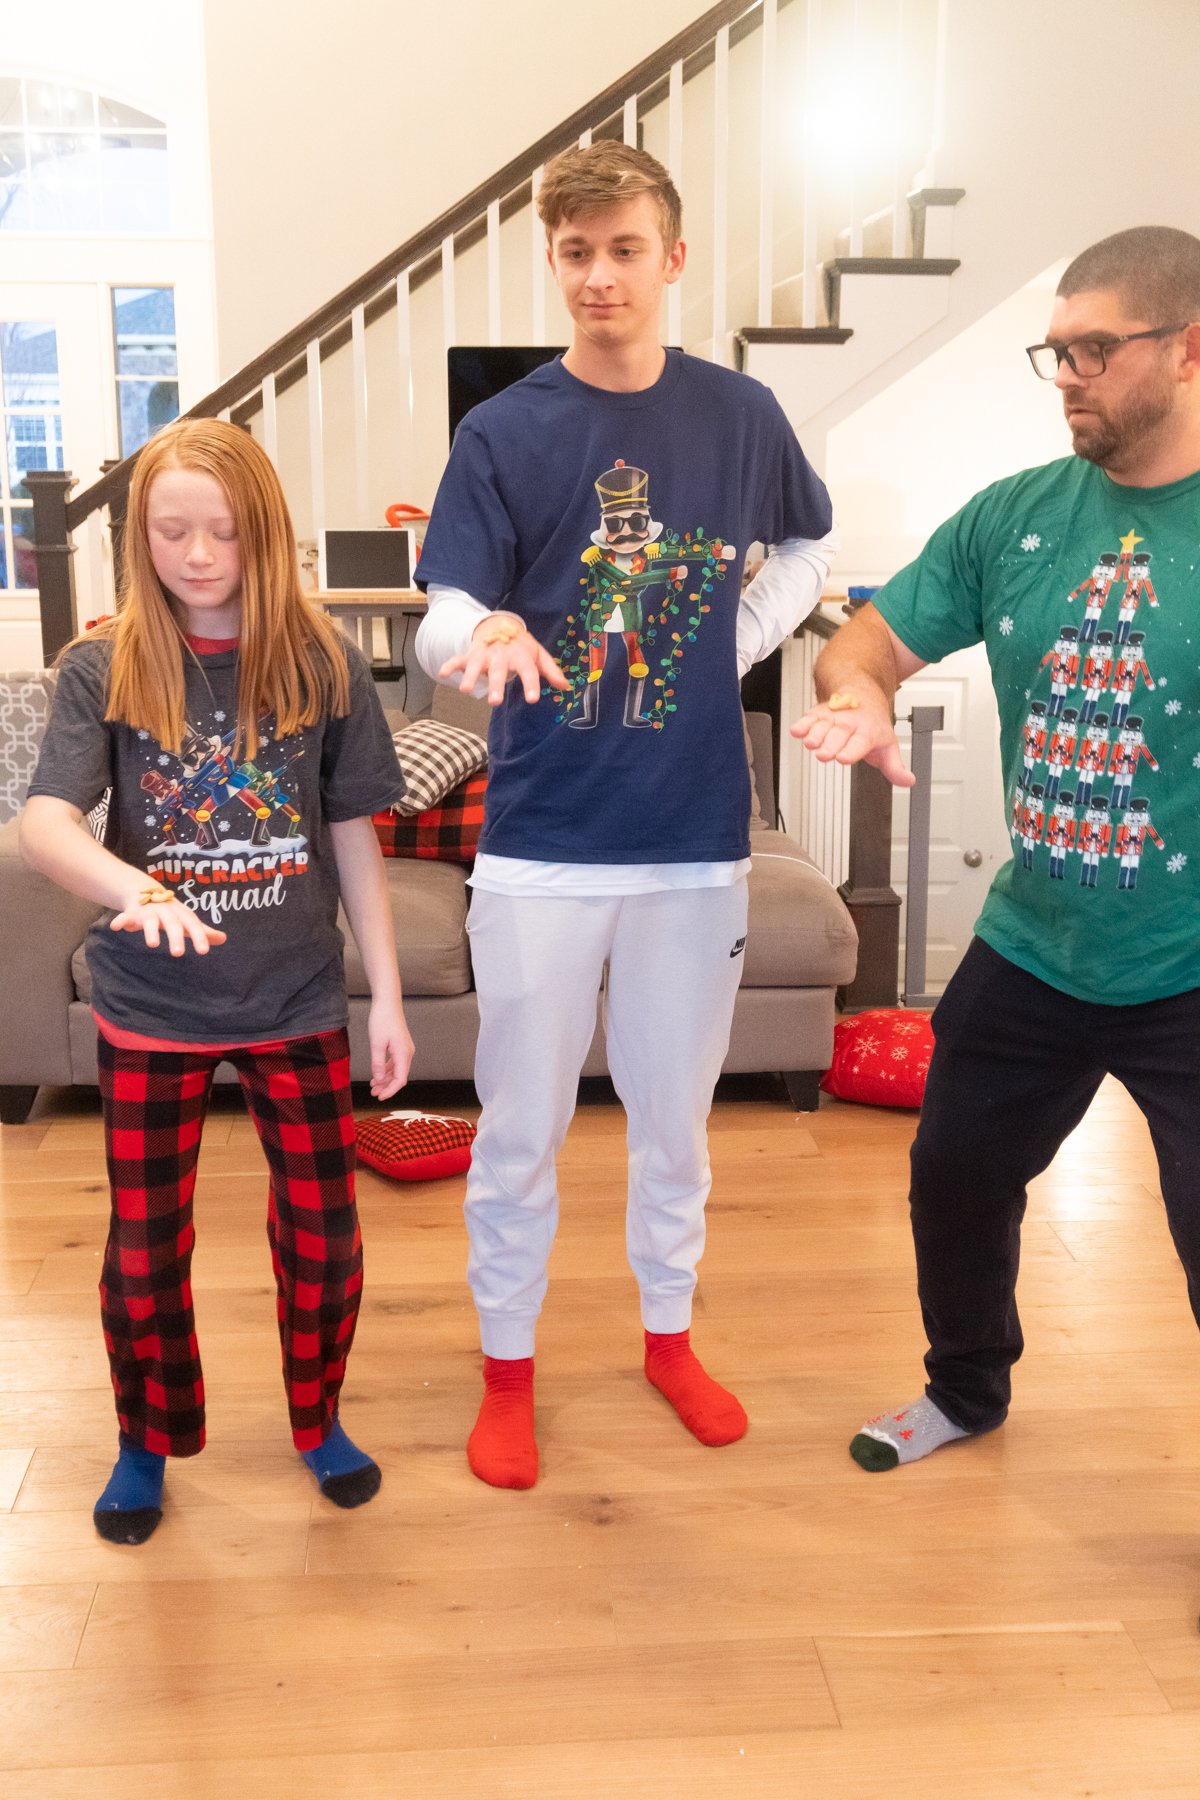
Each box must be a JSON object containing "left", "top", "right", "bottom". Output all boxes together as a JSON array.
[
  {"left": 892, "top": 641, "right": 1012, "bottom": 992},
  {"left": 0, "top": 282, "right": 109, "bottom": 669}
]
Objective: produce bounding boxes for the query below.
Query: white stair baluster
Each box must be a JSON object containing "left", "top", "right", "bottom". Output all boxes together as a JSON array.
[
  {"left": 892, "top": 0, "right": 908, "bottom": 255},
  {"left": 530, "top": 167, "right": 546, "bottom": 344},
  {"left": 623, "top": 94, "right": 638, "bottom": 147},
  {"left": 758, "top": 0, "right": 778, "bottom": 328},
  {"left": 351, "top": 302, "right": 368, "bottom": 525},
  {"left": 441, "top": 234, "right": 456, "bottom": 362},
  {"left": 306, "top": 337, "right": 325, "bottom": 555},
  {"left": 849, "top": 0, "right": 864, "bottom": 257},
  {"left": 487, "top": 199, "right": 502, "bottom": 345},
  {"left": 261, "top": 370, "right": 278, "bottom": 468},
  {"left": 395, "top": 271, "right": 412, "bottom": 494},
  {"left": 802, "top": 0, "right": 820, "bottom": 327},
  {"left": 667, "top": 57, "right": 683, "bottom": 347},
  {"left": 217, "top": 406, "right": 230, "bottom": 423},
  {"left": 578, "top": 128, "right": 592, "bottom": 150},
  {"left": 711, "top": 25, "right": 729, "bottom": 361}
]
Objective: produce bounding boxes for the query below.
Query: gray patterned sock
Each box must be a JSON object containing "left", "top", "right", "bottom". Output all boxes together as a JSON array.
[{"left": 850, "top": 1395, "right": 971, "bottom": 1471}]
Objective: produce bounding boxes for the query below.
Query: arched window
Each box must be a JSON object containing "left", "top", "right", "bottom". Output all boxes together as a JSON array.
[{"left": 0, "top": 77, "right": 168, "bottom": 233}]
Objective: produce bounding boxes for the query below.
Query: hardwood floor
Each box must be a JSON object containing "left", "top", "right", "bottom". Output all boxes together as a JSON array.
[{"left": 2, "top": 1073, "right": 1199, "bottom": 1796}]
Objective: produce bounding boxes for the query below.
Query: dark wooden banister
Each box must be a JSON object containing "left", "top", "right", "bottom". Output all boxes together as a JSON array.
[{"left": 64, "top": 0, "right": 788, "bottom": 531}]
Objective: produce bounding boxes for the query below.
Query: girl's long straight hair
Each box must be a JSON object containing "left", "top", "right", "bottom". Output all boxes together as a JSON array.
[{"left": 76, "top": 418, "right": 350, "bottom": 757}]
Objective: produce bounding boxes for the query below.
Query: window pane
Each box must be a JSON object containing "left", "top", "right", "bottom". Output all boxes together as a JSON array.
[
  {"left": 0, "top": 79, "right": 22, "bottom": 130},
  {"left": 7, "top": 413, "right": 64, "bottom": 497},
  {"left": 1, "top": 326, "right": 60, "bottom": 408},
  {"left": 98, "top": 95, "right": 163, "bottom": 130},
  {"left": 0, "top": 133, "right": 25, "bottom": 180},
  {"left": 28, "top": 132, "right": 101, "bottom": 231},
  {"left": 100, "top": 133, "right": 168, "bottom": 233},
  {"left": 118, "top": 379, "right": 179, "bottom": 458},
  {"left": 0, "top": 180, "right": 30, "bottom": 231},
  {"left": 25, "top": 82, "right": 92, "bottom": 130},
  {"left": 1, "top": 322, "right": 60, "bottom": 407},
  {"left": 10, "top": 506, "right": 36, "bottom": 589},
  {"left": 0, "top": 520, "right": 7, "bottom": 589},
  {"left": 112, "top": 287, "right": 177, "bottom": 375}
]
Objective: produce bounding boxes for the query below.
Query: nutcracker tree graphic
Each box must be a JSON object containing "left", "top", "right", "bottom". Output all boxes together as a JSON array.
[
  {"left": 1013, "top": 523, "right": 1178, "bottom": 891},
  {"left": 553, "top": 460, "right": 735, "bottom": 731}
]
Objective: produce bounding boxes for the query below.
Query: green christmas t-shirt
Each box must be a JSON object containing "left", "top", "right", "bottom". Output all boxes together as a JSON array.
[{"left": 875, "top": 456, "right": 1200, "bottom": 1005}]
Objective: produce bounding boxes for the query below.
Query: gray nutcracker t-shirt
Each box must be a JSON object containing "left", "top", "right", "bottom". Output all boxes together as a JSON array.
[{"left": 28, "top": 635, "right": 405, "bottom": 1043}]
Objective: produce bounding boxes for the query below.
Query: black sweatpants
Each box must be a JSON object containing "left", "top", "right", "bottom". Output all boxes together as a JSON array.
[{"left": 911, "top": 937, "right": 1200, "bottom": 1432}]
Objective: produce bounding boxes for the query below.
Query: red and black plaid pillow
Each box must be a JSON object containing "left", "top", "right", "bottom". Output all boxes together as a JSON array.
[
  {"left": 355, "top": 1110, "right": 477, "bottom": 1180},
  {"left": 372, "top": 771, "right": 486, "bottom": 862}
]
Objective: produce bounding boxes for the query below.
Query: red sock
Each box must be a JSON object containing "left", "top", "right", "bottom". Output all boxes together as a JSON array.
[
  {"left": 644, "top": 1329, "right": 748, "bottom": 1446},
  {"left": 467, "top": 1356, "right": 538, "bottom": 1490}
]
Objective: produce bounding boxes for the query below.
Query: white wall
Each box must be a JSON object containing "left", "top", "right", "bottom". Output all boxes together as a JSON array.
[
  {"left": 202, "top": 0, "right": 705, "bottom": 376},
  {"left": 825, "top": 262, "right": 1069, "bottom": 583}
]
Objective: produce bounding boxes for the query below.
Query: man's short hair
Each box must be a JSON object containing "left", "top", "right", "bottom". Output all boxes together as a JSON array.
[
  {"left": 1058, "top": 226, "right": 1200, "bottom": 324},
  {"left": 536, "top": 141, "right": 682, "bottom": 251}
]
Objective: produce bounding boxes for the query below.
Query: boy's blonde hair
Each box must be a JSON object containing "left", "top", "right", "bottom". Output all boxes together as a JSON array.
[
  {"left": 537, "top": 141, "right": 682, "bottom": 252},
  {"left": 77, "top": 418, "right": 350, "bottom": 759}
]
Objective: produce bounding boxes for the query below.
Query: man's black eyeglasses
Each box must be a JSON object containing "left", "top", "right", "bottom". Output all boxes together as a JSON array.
[{"left": 1026, "top": 324, "right": 1190, "bottom": 380}]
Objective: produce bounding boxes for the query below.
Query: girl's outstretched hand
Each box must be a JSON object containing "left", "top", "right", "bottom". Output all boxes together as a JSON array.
[
  {"left": 109, "top": 891, "right": 227, "bottom": 956},
  {"left": 368, "top": 997, "right": 415, "bottom": 1100}
]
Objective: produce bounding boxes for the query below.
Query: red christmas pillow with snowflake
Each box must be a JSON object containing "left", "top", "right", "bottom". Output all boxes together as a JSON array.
[
  {"left": 354, "top": 1110, "right": 476, "bottom": 1181},
  {"left": 820, "top": 1008, "right": 935, "bottom": 1109}
]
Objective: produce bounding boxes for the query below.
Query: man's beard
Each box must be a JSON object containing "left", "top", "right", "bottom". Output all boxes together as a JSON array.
[{"left": 1064, "top": 371, "right": 1176, "bottom": 469}]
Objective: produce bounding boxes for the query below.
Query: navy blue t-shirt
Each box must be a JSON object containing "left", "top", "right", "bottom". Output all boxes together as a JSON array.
[{"left": 417, "top": 350, "right": 831, "bottom": 863}]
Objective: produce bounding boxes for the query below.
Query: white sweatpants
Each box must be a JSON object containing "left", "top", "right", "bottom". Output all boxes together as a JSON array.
[{"left": 464, "top": 881, "right": 750, "bottom": 1357}]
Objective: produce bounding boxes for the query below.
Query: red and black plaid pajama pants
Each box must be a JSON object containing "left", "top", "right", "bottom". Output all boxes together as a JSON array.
[{"left": 97, "top": 1028, "right": 362, "bottom": 1457}]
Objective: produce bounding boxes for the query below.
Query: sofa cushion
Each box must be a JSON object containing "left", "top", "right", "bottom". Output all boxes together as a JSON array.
[
  {"left": 372, "top": 772, "right": 486, "bottom": 862},
  {"left": 345, "top": 855, "right": 472, "bottom": 996},
  {"left": 72, "top": 855, "right": 474, "bottom": 1005},
  {"left": 742, "top": 832, "right": 858, "bottom": 988},
  {"left": 392, "top": 719, "right": 487, "bottom": 815},
  {"left": 820, "top": 1007, "right": 934, "bottom": 1107},
  {"left": 0, "top": 670, "right": 56, "bottom": 826}
]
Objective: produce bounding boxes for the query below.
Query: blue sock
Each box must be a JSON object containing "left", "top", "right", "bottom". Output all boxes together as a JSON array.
[
  {"left": 301, "top": 1420, "right": 381, "bottom": 1508},
  {"left": 94, "top": 1436, "right": 166, "bottom": 1544}
]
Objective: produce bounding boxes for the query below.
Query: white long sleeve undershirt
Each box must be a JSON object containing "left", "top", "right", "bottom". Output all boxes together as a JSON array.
[{"left": 412, "top": 529, "right": 838, "bottom": 894}]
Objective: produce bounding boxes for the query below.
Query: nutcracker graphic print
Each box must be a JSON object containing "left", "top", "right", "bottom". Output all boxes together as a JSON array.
[
  {"left": 1010, "top": 524, "right": 1175, "bottom": 893},
  {"left": 132, "top": 712, "right": 309, "bottom": 928},
  {"left": 554, "top": 459, "right": 735, "bottom": 731}
]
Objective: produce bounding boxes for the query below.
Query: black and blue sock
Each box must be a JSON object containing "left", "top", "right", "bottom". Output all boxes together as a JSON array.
[
  {"left": 301, "top": 1420, "right": 381, "bottom": 1508},
  {"left": 94, "top": 1436, "right": 166, "bottom": 1544}
]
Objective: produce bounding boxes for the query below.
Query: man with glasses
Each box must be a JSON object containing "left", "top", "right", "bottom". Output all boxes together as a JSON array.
[{"left": 792, "top": 224, "right": 1200, "bottom": 1472}]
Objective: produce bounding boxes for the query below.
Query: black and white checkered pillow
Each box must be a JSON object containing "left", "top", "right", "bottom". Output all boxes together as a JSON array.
[{"left": 392, "top": 719, "right": 488, "bottom": 816}]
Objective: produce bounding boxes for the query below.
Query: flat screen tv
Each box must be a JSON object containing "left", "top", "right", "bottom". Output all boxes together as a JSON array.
[{"left": 446, "top": 346, "right": 566, "bottom": 443}]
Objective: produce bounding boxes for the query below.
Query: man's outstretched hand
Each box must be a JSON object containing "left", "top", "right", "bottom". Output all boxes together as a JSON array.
[{"left": 790, "top": 689, "right": 916, "bottom": 789}]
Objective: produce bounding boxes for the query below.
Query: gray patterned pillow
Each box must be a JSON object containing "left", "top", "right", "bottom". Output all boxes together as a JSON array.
[
  {"left": 391, "top": 719, "right": 488, "bottom": 816},
  {"left": 0, "top": 670, "right": 56, "bottom": 825}
]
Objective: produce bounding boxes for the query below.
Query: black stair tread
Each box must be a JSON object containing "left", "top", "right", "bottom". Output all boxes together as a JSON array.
[
  {"left": 907, "top": 187, "right": 967, "bottom": 208},
  {"left": 827, "top": 257, "right": 961, "bottom": 276},
  {"left": 737, "top": 327, "right": 853, "bottom": 345},
  {"left": 831, "top": 255, "right": 964, "bottom": 275}
]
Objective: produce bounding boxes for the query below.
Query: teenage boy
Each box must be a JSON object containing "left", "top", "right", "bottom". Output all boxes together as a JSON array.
[
  {"left": 416, "top": 141, "right": 836, "bottom": 1489},
  {"left": 792, "top": 225, "right": 1200, "bottom": 1472}
]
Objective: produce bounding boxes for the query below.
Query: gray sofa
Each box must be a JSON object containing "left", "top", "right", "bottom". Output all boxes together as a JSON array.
[{"left": 0, "top": 678, "right": 857, "bottom": 1122}]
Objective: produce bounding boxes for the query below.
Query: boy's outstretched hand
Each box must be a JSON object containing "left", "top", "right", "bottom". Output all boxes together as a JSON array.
[{"left": 441, "top": 613, "right": 572, "bottom": 707}]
